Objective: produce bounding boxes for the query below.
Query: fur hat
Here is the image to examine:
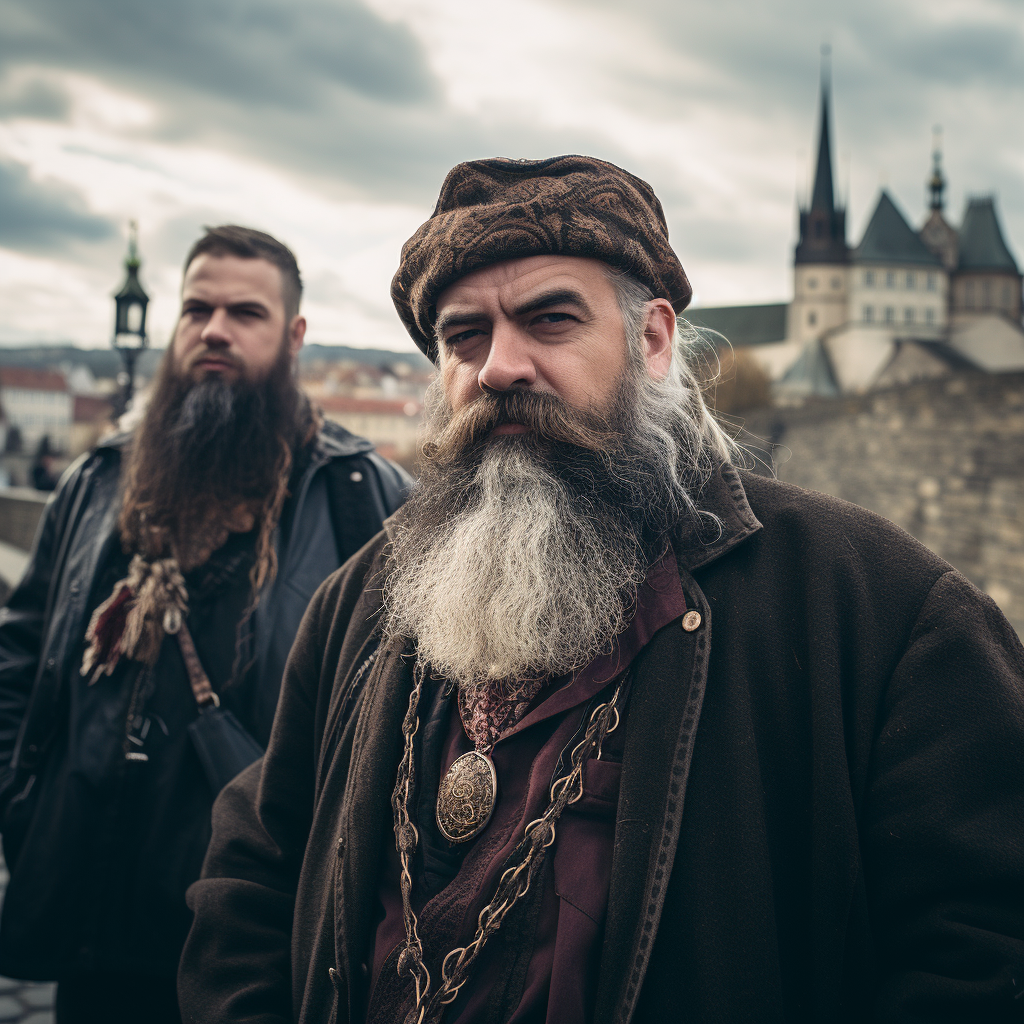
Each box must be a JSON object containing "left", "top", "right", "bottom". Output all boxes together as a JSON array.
[{"left": 391, "top": 155, "right": 692, "bottom": 360}]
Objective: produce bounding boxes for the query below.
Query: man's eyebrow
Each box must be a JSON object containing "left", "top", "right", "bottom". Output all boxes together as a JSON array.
[
  {"left": 512, "top": 288, "right": 594, "bottom": 319},
  {"left": 436, "top": 288, "right": 595, "bottom": 338},
  {"left": 228, "top": 300, "right": 270, "bottom": 314},
  {"left": 435, "top": 309, "right": 486, "bottom": 336}
]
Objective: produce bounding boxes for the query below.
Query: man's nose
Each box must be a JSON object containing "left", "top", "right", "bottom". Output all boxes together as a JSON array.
[
  {"left": 477, "top": 324, "right": 537, "bottom": 393},
  {"left": 200, "top": 308, "right": 232, "bottom": 346}
]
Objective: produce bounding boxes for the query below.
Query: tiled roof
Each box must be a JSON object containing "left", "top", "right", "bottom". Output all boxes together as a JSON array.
[
  {"left": 0, "top": 367, "right": 67, "bottom": 392},
  {"left": 775, "top": 340, "right": 839, "bottom": 399},
  {"left": 957, "top": 197, "right": 1020, "bottom": 274},
  {"left": 684, "top": 303, "right": 788, "bottom": 347},
  {"left": 317, "top": 395, "right": 422, "bottom": 416},
  {"left": 853, "top": 191, "right": 941, "bottom": 267}
]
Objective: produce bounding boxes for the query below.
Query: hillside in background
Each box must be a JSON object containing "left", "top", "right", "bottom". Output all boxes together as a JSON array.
[{"left": 0, "top": 343, "right": 431, "bottom": 378}]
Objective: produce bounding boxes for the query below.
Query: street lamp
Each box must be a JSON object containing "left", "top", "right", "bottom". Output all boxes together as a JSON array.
[{"left": 112, "top": 220, "right": 150, "bottom": 418}]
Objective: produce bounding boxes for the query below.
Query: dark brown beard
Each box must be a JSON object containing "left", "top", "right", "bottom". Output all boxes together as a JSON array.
[{"left": 119, "top": 339, "right": 308, "bottom": 581}]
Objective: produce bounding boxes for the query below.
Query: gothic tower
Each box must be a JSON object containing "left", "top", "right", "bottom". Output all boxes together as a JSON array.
[{"left": 789, "top": 52, "right": 849, "bottom": 345}]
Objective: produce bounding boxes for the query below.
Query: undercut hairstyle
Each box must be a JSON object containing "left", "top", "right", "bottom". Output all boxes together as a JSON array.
[{"left": 184, "top": 225, "right": 303, "bottom": 322}]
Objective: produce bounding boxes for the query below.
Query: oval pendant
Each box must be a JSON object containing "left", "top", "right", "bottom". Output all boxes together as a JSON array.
[{"left": 436, "top": 750, "right": 498, "bottom": 843}]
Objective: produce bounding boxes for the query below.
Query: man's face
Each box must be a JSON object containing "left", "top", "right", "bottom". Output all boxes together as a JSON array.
[
  {"left": 172, "top": 254, "right": 305, "bottom": 382},
  {"left": 435, "top": 255, "right": 648, "bottom": 426}
]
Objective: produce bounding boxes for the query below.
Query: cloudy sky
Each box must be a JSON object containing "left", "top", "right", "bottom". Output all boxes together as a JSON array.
[{"left": 1, "top": 0, "right": 1022, "bottom": 353}]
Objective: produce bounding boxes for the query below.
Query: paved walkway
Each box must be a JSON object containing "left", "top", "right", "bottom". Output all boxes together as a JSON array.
[{"left": 0, "top": 856, "right": 55, "bottom": 1024}]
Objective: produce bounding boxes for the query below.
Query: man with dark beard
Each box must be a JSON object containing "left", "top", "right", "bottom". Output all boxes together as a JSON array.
[
  {"left": 181, "top": 159, "right": 1024, "bottom": 1023},
  {"left": 0, "top": 226, "right": 410, "bottom": 1023}
]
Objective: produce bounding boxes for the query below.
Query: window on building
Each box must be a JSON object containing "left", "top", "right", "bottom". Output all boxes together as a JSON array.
[
  {"left": 906, "top": 272, "right": 916, "bottom": 289},
  {"left": 1003, "top": 283, "right": 1013, "bottom": 309},
  {"left": 926, "top": 273, "right": 936, "bottom": 292},
  {"left": 831, "top": 276, "right": 842, "bottom": 289},
  {"left": 863, "top": 306, "right": 874, "bottom": 323},
  {"left": 904, "top": 308, "right": 914, "bottom": 324},
  {"left": 886, "top": 271, "right": 896, "bottom": 288},
  {"left": 864, "top": 270, "right": 875, "bottom": 287},
  {"left": 884, "top": 306, "right": 895, "bottom": 324},
  {"left": 982, "top": 280, "right": 992, "bottom": 308},
  {"left": 965, "top": 281, "right": 975, "bottom": 308},
  {"left": 808, "top": 311, "right": 817, "bottom": 326},
  {"left": 807, "top": 277, "right": 818, "bottom": 289},
  {"left": 925, "top": 307, "right": 935, "bottom": 325}
]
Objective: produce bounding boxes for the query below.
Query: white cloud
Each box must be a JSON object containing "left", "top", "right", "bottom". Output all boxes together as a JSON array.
[{"left": 0, "top": 0, "right": 1022, "bottom": 350}]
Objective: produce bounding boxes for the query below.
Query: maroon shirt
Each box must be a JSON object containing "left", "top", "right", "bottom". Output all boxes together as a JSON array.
[{"left": 366, "top": 549, "right": 686, "bottom": 1024}]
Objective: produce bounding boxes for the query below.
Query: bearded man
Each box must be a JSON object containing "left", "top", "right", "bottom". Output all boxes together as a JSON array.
[
  {"left": 180, "top": 159, "right": 1024, "bottom": 1023},
  {"left": 0, "top": 225, "right": 410, "bottom": 1023}
]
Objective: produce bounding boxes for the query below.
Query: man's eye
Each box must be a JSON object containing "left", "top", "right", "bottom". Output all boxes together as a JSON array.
[
  {"left": 535, "top": 312, "right": 574, "bottom": 325},
  {"left": 447, "top": 328, "right": 484, "bottom": 346}
]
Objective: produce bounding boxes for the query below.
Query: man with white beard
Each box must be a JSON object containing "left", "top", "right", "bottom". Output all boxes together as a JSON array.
[{"left": 180, "top": 156, "right": 1024, "bottom": 1024}]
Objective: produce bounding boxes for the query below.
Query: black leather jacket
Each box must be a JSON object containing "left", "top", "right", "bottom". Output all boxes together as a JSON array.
[{"left": 0, "top": 419, "right": 410, "bottom": 978}]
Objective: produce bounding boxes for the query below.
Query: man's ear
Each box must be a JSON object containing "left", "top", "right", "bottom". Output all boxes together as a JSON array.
[
  {"left": 642, "top": 299, "right": 675, "bottom": 380},
  {"left": 288, "top": 315, "right": 306, "bottom": 357}
]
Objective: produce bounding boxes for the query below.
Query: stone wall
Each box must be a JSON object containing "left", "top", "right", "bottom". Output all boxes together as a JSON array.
[
  {"left": 741, "top": 369, "right": 1024, "bottom": 636},
  {"left": 0, "top": 488, "right": 47, "bottom": 553}
]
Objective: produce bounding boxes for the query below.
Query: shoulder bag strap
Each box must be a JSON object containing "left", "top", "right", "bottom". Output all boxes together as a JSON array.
[{"left": 175, "top": 621, "right": 220, "bottom": 710}]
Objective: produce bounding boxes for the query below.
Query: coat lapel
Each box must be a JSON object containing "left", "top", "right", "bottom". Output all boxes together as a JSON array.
[
  {"left": 334, "top": 635, "right": 412, "bottom": 1019},
  {"left": 594, "top": 465, "right": 761, "bottom": 1024}
]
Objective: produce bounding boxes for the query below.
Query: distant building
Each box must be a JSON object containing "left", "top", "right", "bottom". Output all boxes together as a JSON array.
[
  {"left": 316, "top": 393, "right": 423, "bottom": 464},
  {"left": 687, "top": 68, "right": 1024, "bottom": 402},
  {"left": 0, "top": 367, "right": 73, "bottom": 454},
  {"left": 71, "top": 393, "right": 115, "bottom": 456}
]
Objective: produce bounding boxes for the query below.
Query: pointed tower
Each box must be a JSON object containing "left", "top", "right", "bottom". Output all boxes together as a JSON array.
[
  {"left": 789, "top": 49, "right": 849, "bottom": 345},
  {"left": 111, "top": 221, "right": 150, "bottom": 416},
  {"left": 919, "top": 127, "right": 958, "bottom": 271},
  {"left": 951, "top": 196, "right": 1022, "bottom": 323}
]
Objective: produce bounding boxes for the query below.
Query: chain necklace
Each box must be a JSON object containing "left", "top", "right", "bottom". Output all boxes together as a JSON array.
[
  {"left": 391, "top": 661, "right": 622, "bottom": 1024},
  {"left": 436, "top": 678, "right": 545, "bottom": 844}
]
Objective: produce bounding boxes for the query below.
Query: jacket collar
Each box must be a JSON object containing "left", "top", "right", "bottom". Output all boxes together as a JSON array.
[{"left": 672, "top": 462, "right": 762, "bottom": 573}]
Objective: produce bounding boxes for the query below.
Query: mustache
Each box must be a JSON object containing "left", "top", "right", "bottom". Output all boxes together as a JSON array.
[
  {"left": 421, "top": 390, "right": 621, "bottom": 468},
  {"left": 182, "top": 345, "right": 246, "bottom": 375}
]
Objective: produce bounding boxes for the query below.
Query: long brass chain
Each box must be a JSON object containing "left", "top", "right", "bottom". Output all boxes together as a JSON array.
[{"left": 391, "top": 662, "right": 622, "bottom": 1024}]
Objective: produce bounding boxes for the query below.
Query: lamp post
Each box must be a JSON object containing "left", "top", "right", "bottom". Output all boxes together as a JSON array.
[{"left": 112, "top": 220, "right": 150, "bottom": 418}]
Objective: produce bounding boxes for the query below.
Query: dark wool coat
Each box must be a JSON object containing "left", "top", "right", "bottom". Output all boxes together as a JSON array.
[{"left": 180, "top": 465, "right": 1024, "bottom": 1023}]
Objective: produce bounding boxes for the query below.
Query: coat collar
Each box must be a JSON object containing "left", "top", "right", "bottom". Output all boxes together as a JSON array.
[{"left": 672, "top": 462, "right": 763, "bottom": 574}]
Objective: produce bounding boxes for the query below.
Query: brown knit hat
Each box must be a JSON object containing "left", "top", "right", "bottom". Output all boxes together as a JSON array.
[{"left": 391, "top": 155, "right": 692, "bottom": 360}]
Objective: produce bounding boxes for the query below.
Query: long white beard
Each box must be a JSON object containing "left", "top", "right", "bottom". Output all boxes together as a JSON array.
[{"left": 383, "top": 443, "right": 645, "bottom": 687}]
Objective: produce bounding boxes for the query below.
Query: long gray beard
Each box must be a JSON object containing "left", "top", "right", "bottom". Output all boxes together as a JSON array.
[{"left": 383, "top": 442, "right": 646, "bottom": 688}]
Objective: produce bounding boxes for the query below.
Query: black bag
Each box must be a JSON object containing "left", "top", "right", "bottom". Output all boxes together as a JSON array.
[
  {"left": 188, "top": 705, "right": 264, "bottom": 794},
  {"left": 176, "top": 621, "right": 264, "bottom": 794}
]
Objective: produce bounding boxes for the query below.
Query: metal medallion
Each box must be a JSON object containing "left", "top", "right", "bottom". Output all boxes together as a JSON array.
[{"left": 436, "top": 750, "right": 497, "bottom": 843}]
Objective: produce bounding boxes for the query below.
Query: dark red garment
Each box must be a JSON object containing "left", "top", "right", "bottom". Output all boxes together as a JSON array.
[{"left": 367, "top": 548, "right": 686, "bottom": 1024}]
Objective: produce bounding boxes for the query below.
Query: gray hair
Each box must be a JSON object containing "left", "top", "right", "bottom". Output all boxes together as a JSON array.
[{"left": 603, "top": 267, "right": 738, "bottom": 520}]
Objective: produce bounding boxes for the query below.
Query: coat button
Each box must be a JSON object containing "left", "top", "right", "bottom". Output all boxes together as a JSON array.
[
  {"left": 681, "top": 610, "right": 702, "bottom": 632},
  {"left": 69, "top": 581, "right": 80, "bottom": 595},
  {"left": 45, "top": 657, "right": 55, "bottom": 670},
  {"left": 349, "top": 471, "right": 363, "bottom": 483}
]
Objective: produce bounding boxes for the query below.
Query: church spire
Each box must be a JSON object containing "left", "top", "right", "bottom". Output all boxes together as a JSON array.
[
  {"left": 810, "top": 45, "right": 836, "bottom": 213},
  {"left": 795, "top": 46, "right": 847, "bottom": 266},
  {"left": 928, "top": 125, "right": 946, "bottom": 212}
]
